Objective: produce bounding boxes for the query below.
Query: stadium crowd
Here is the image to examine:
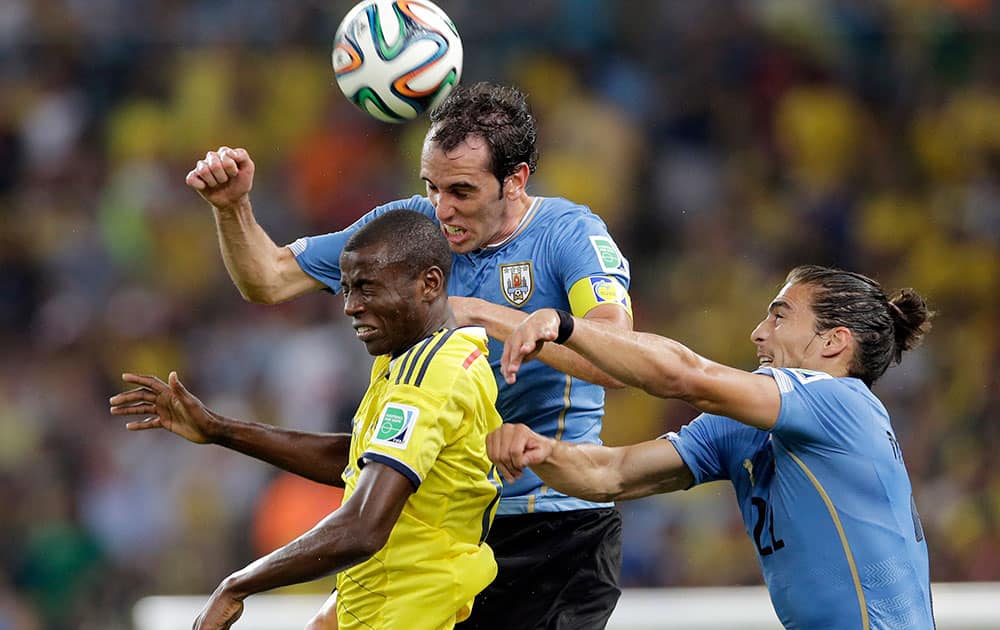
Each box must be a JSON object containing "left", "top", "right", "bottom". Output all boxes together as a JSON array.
[{"left": 1, "top": 1, "right": 998, "bottom": 627}]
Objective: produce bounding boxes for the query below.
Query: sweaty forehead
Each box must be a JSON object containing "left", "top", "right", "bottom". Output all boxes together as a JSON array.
[
  {"left": 340, "top": 245, "right": 400, "bottom": 277},
  {"left": 421, "top": 137, "right": 490, "bottom": 173}
]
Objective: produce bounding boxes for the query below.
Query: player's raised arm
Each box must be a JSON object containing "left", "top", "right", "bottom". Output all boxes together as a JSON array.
[
  {"left": 502, "top": 309, "right": 782, "bottom": 430},
  {"left": 110, "top": 372, "right": 350, "bottom": 486},
  {"left": 487, "top": 423, "right": 693, "bottom": 501},
  {"left": 186, "top": 146, "right": 323, "bottom": 304}
]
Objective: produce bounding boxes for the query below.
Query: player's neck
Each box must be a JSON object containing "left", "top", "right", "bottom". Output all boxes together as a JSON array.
[{"left": 485, "top": 195, "right": 534, "bottom": 248}]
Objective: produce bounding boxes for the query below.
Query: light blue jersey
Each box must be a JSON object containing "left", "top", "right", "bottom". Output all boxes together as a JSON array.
[
  {"left": 666, "top": 367, "right": 934, "bottom": 629},
  {"left": 289, "top": 195, "right": 632, "bottom": 514}
]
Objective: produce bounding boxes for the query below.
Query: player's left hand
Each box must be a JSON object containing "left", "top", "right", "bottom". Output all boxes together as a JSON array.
[
  {"left": 193, "top": 586, "right": 245, "bottom": 630},
  {"left": 501, "top": 308, "right": 561, "bottom": 384}
]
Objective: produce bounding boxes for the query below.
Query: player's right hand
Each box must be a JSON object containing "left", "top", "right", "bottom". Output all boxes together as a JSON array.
[
  {"left": 501, "top": 308, "right": 561, "bottom": 384},
  {"left": 486, "top": 424, "right": 554, "bottom": 483},
  {"left": 109, "top": 372, "right": 217, "bottom": 444},
  {"left": 186, "top": 146, "right": 255, "bottom": 211}
]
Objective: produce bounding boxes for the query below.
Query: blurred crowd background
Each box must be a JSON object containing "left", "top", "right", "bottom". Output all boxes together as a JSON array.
[{"left": 2, "top": 0, "right": 999, "bottom": 627}]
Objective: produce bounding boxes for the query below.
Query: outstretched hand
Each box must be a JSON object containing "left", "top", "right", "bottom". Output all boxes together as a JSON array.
[
  {"left": 486, "top": 424, "right": 554, "bottom": 483},
  {"left": 193, "top": 585, "right": 244, "bottom": 630},
  {"left": 501, "top": 308, "right": 562, "bottom": 384},
  {"left": 109, "top": 372, "right": 217, "bottom": 444},
  {"left": 186, "top": 146, "right": 255, "bottom": 211}
]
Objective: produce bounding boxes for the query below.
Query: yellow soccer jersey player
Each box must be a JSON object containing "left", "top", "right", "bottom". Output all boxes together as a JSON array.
[
  {"left": 337, "top": 326, "right": 503, "bottom": 630},
  {"left": 112, "top": 211, "right": 503, "bottom": 630}
]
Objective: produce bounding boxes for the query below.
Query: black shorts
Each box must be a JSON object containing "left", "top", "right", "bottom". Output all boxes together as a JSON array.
[{"left": 457, "top": 507, "right": 622, "bottom": 630}]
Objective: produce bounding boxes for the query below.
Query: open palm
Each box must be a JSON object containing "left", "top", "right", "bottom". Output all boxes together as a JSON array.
[{"left": 109, "top": 372, "right": 215, "bottom": 444}]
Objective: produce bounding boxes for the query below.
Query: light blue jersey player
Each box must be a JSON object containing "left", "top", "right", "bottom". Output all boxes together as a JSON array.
[
  {"left": 665, "top": 367, "right": 933, "bottom": 628},
  {"left": 491, "top": 265, "right": 936, "bottom": 629},
  {"left": 289, "top": 194, "right": 632, "bottom": 514},
  {"left": 185, "top": 83, "right": 635, "bottom": 629}
]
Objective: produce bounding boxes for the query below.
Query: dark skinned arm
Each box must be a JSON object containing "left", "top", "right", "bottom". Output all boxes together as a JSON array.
[
  {"left": 193, "top": 462, "right": 413, "bottom": 629},
  {"left": 110, "top": 371, "right": 350, "bottom": 486}
]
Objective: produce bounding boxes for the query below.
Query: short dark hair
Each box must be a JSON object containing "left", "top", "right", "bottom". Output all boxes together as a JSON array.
[
  {"left": 343, "top": 210, "right": 452, "bottom": 281},
  {"left": 786, "top": 265, "right": 934, "bottom": 386},
  {"left": 429, "top": 82, "right": 539, "bottom": 185}
]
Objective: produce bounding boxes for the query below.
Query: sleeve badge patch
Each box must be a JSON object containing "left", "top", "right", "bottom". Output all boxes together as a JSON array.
[
  {"left": 372, "top": 403, "right": 419, "bottom": 449},
  {"left": 589, "top": 236, "right": 625, "bottom": 273}
]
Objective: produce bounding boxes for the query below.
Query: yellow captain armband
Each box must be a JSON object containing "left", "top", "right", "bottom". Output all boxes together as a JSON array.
[{"left": 567, "top": 276, "right": 633, "bottom": 318}]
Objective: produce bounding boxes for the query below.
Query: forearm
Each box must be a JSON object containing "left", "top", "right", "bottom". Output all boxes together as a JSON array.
[
  {"left": 223, "top": 464, "right": 410, "bottom": 599},
  {"left": 531, "top": 440, "right": 627, "bottom": 503},
  {"left": 223, "top": 511, "right": 373, "bottom": 597},
  {"left": 211, "top": 199, "right": 300, "bottom": 304},
  {"left": 467, "top": 301, "right": 624, "bottom": 387},
  {"left": 565, "top": 319, "right": 702, "bottom": 400},
  {"left": 211, "top": 416, "right": 350, "bottom": 486},
  {"left": 535, "top": 438, "right": 693, "bottom": 502}
]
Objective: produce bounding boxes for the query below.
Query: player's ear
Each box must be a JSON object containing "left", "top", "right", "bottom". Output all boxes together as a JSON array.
[
  {"left": 503, "top": 163, "right": 530, "bottom": 199},
  {"left": 820, "top": 327, "right": 853, "bottom": 358},
  {"left": 421, "top": 265, "right": 446, "bottom": 301}
]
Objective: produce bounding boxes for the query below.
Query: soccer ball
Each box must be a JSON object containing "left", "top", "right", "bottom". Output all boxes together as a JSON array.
[{"left": 332, "top": 0, "right": 463, "bottom": 123}]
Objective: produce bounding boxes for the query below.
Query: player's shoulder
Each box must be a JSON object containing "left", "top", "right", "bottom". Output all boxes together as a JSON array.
[
  {"left": 376, "top": 195, "right": 436, "bottom": 217},
  {"left": 388, "top": 327, "right": 490, "bottom": 389},
  {"left": 755, "top": 367, "right": 832, "bottom": 391},
  {"left": 438, "top": 326, "right": 490, "bottom": 365},
  {"left": 530, "top": 197, "right": 624, "bottom": 262},
  {"left": 534, "top": 196, "right": 604, "bottom": 226},
  {"left": 758, "top": 367, "right": 875, "bottom": 403}
]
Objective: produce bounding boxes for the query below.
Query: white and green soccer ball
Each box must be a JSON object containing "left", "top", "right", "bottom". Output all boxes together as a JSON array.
[{"left": 332, "top": 0, "right": 463, "bottom": 123}]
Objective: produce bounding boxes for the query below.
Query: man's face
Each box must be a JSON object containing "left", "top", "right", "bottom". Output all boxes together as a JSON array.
[
  {"left": 340, "top": 243, "right": 429, "bottom": 356},
  {"left": 751, "top": 282, "right": 826, "bottom": 371},
  {"left": 420, "top": 131, "right": 512, "bottom": 254}
]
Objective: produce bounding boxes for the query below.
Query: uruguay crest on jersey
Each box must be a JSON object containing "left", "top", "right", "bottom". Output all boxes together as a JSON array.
[{"left": 500, "top": 261, "right": 533, "bottom": 306}]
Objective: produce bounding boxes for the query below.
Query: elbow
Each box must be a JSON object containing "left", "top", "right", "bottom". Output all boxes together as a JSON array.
[
  {"left": 349, "top": 525, "right": 390, "bottom": 560},
  {"left": 238, "top": 288, "right": 271, "bottom": 305},
  {"left": 238, "top": 284, "right": 289, "bottom": 305},
  {"left": 313, "top": 519, "right": 385, "bottom": 569},
  {"left": 339, "top": 504, "right": 392, "bottom": 559},
  {"left": 579, "top": 487, "right": 621, "bottom": 503},
  {"left": 635, "top": 371, "right": 683, "bottom": 400},
  {"left": 232, "top": 281, "right": 272, "bottom": 304},
  {"left": 601, "top": 376, "right": 627, "bottom": 390}
]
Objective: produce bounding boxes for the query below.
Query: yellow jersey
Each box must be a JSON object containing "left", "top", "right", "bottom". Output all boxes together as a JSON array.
[{"left": 336, "top": 326, "right": 503, "bottom": 630}]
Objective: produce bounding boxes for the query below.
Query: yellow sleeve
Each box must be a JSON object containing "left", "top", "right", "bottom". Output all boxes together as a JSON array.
[{"left": 361, "top": 383, "right": 452, "bottom": 488}]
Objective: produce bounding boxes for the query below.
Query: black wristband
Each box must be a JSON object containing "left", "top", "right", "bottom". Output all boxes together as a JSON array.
[{"left": 553, "top": 309, "right": 575, "bottom": 344}]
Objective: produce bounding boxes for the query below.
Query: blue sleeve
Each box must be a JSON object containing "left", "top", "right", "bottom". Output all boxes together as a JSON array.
[
  {"left": 288, "top": 195, "right": 434, "bottom": 292},
  {"left": 759, "top": 367, "right": 870, "bottom": 449},
  {"left": 550, "top": 209, "right": 631, "bottom": 293},
  {"left": 663, "top": 413, "right": 742, "bottom": 485}
]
